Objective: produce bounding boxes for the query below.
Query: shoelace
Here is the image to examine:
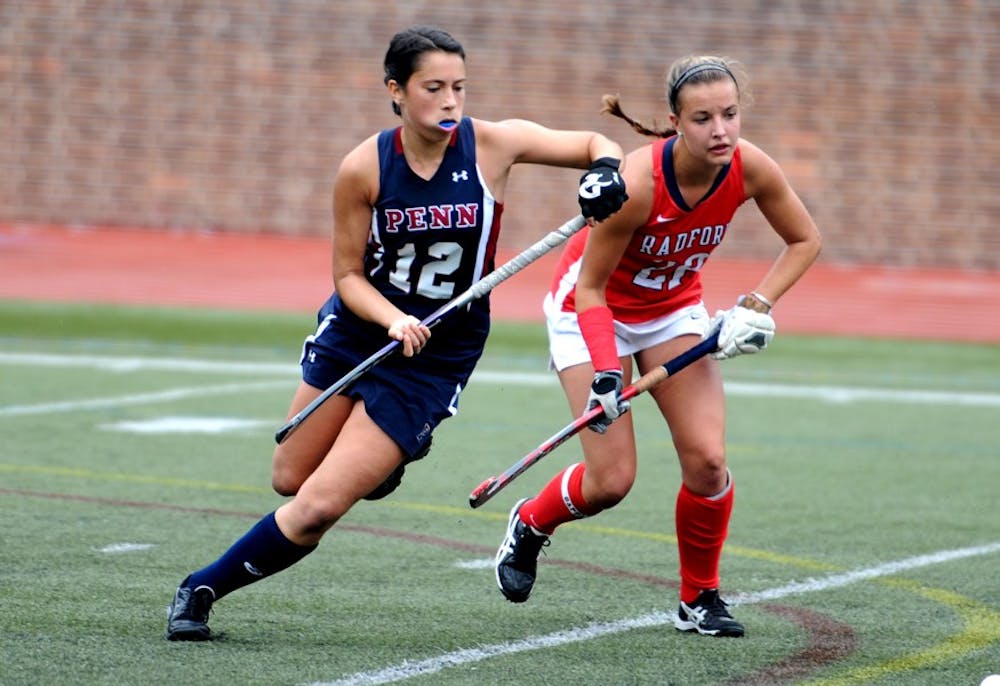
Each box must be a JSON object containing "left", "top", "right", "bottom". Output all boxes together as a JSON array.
[
  {"left": 512, "top": 526, "right": 549, "bottom": 563},
  {"left": 188, "top": 589, "right": 214, "bottom": 621},
  {"left": 700, "top": 592, "right": 734, "bottom": 618}
]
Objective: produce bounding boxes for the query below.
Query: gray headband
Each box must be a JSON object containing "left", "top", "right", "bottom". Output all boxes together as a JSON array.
[{"left": 668, "top": 63, "right": 737, "bottom": 112}]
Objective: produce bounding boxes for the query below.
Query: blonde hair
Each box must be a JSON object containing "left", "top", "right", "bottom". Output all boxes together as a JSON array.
[{"left": 603, "top": 55, "right": 750, "bottom": 139}]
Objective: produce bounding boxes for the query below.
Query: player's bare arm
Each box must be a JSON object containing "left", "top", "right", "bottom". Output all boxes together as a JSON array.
[
  {"left": 332, "top": 138, "right": 429, "bottom": 356},
  {"left": 473, "top": 118, "right": 624, "bottom": 200},
  {"left": 740, "top": 140, "right": 822, "bottom": 301}
]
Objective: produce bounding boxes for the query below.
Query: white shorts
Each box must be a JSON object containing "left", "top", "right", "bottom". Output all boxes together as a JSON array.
[{"left": 543, "top": 294, "right": 710, "bottom": 372}]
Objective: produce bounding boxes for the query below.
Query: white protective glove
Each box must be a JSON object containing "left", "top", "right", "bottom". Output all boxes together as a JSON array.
[
  {"left": 706, "top": 304, "right": 776, "bottom": 360},
  {"left": 586, "top": 370, "right": 631, "bottom": 434}
]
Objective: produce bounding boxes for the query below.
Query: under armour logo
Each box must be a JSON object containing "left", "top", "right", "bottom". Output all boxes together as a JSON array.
[
  {"left": 416, "top": 422, "right": 431, "bottom": 441},
  {"left": 452, "top": 170, "right": 469, "bottom": 182},
  {"left": 308, "top": 351, "right": 316, "bottom": 363}
]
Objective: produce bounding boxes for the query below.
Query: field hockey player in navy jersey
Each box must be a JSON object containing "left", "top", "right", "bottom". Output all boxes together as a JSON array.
[{"left": 166, "top": 25, "right": 627, "bottom": 641}]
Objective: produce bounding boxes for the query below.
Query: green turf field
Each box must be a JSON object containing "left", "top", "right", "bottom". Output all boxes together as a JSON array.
[{"left": 1, "top": 300, "right": 998, "bottom": 686}]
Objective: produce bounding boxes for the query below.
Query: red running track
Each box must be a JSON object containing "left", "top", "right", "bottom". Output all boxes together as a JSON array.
[{"left": 1, "top": 223, "right": 998, "bottom": 343}]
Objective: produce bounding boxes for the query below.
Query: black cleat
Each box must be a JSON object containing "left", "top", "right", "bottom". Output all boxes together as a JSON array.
[
  {"left": 674, "top": 589, "right": 745, "bottom": 637},
  {"left": 495, "top": 498, "right": 549, "bottom": 603},
  {"left": 166, "top": 585, "right": 215, "bottom": 641}
]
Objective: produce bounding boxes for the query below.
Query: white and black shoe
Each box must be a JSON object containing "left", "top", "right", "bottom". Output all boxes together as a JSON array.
[
  {"left": 674, "top": 589, "right": 745, "bottom": 637},
  {"left": 494, "top": 498, "right": 549, "bottom": 603}
]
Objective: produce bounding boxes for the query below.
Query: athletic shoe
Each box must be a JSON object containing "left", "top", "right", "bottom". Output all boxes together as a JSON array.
[
  {"left": 495, "top": 498, "right": 549, "bottom": 603},
  {"left": 674, "top": 589, "right": 745, "bottom": 637},
  {"left": 166, "top": 585, "right": 215, "bottom": 641}
]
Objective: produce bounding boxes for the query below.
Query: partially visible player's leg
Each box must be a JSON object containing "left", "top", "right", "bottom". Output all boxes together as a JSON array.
[
  {"left": 271, "top": 381, "right": 352, "bottom": 496},
  {"left": 518, "top": 360, "right": 638, "bottom": 530},
  {"left": 166, "top": 509, "right": 317, "bottom": 641},
  {"left": 643, "top": 342, "right": 743, "bottom": 637},
  {"left": 673, "top": 483, "right": 743, "bottom": 637},
  {"left": 363, "top": 436, "right": 432, "bottom": 501},
  {"left": 274, "top": 402, "right": 405, "bottom": 543},
  {"left": 495, "top": 361, "right": 637, "bottom": 603},
  {"left": 167, "top": 403, "right": 403, "bottom": 641}
]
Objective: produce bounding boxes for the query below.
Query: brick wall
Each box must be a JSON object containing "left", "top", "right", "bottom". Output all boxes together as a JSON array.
[{"left": 2, "top": 1, "right": 998, "bottom": 270}]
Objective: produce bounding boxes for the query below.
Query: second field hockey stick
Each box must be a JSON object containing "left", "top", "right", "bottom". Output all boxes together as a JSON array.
[
  {"left": 467, "top": 329, "right": 721, "bottom": 509},
  {"left": 274, "top": 214, "right": 588, "bottom": 445}
]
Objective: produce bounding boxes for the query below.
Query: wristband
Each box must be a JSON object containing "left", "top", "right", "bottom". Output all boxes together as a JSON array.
[
  {"left": 750, "top": 291, "right": 773, "bottom": 309},
  {"left": 589, "top": 156, "right": 621, "bottom": 171},
  {"left": 740, "top": 292, "right": 772, "bottom": 313},
  {"left": 577, "top": 306, "right": 621, "bottom": 372}
]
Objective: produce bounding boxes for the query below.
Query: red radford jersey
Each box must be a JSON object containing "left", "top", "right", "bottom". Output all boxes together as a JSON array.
[{"left": 550, "top": 136, "right": 747, "bottom": 322}]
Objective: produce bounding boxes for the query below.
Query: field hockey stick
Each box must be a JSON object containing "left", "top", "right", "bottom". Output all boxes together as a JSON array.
[
  {"left": 274, "top": 214, "right": 588, "bottom": 444},
  {"left": 467, "top": 329, "right": 721, "bottom": 508}
]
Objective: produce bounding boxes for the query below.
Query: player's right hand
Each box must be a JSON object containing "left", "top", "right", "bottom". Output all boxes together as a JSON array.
[
  {"left": 388, "top": 315, "right": 431, "bottom": 357},
  {"left": 586, "top": 369, "right": 630, "bottom": 434}
]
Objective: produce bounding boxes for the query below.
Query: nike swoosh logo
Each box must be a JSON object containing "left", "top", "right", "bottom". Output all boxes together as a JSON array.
[
  {"left": 656, "top": 214, "right": 677, "bottom": 223},
  {"left": 244, "top": 561, "right": 264, "bottom": 577}
]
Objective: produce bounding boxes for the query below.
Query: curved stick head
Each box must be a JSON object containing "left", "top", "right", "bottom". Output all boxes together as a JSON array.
[{"left": 468, "top": 476, "right": 498, "bottom": 509}]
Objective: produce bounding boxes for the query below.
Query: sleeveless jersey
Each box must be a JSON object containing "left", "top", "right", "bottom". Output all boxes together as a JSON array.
[
  {"left": 305, "top": 117, "right": 503, "bottom": 455},
  {"left": 550, "top": 136, "right": 747, "bottom": 323},
  {"left": 367, "top": 116, "right": 501, "bottom": 322},
  {"left": 324, "top": 116, "right": 502, "bottom": 363}
]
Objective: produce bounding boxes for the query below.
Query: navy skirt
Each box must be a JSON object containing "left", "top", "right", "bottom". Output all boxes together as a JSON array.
[{"left": 300, "top": 293, "right": 489, "bottom": 458}]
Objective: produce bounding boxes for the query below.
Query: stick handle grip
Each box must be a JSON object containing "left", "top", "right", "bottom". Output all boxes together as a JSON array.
[{"left": 628, "top": 330, "right": 720, "bottom": 396}]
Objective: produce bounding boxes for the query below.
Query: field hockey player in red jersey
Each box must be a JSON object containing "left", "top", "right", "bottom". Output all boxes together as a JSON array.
[
  {"left": 494, "top": 55, "right": 822, "bottom": 637},
  {"left": 165, "top": 25, "right": 627, "bottom": 641}
]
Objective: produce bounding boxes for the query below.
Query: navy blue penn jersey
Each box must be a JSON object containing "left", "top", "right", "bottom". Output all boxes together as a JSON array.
[
  {"left": 301, "top": 117, "right": 504, "bottom": 458},
  {"left": 367, "top": 117, "right": 502, "bottom": 323}
]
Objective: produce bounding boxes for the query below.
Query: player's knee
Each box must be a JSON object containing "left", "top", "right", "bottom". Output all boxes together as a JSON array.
[
  {"left": 271, "top": 444, "right": 316, "bottom": 496},
  {"left": 271, "top": 476, "right": 298, "bottom": 497},
  {"left": 679, "top": 447, "right": 728, "bottom": 495},
  {"left": 587, "top": 469, "right": 634, "bottom": 509},
  {"left": 289, "top": 495, "right": 349, "bottom": 537},
  {"left": 271, "top": 466, "right": 304, "bottom": 497}
]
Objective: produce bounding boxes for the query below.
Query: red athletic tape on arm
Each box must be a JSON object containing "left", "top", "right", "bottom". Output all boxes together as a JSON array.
[{"left": 578, "top": 305, "right": 621, "bottom": 372}]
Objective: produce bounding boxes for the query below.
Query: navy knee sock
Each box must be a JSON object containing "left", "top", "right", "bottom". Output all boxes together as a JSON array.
[{"left": 184, "top": 511, "right": 316, "bottom": 600}]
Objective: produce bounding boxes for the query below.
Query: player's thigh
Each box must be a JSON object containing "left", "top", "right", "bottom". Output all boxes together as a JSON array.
[
  {"left": 294, "top": 402, "right": 404, "bottom": 515},
  {"left": 557, "top": 361, "right": 638, "bottom": 482},
  {"left": 272, "top": 381, "right": 353, "bottom": 491},
  {"left": 636, "top": 336, "right": 726, "bottom": 457}
]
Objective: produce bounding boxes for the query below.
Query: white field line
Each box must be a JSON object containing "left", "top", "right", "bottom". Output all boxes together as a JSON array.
[
  {"left": 0, "top": 381, "right": 289, "bottom": 416},
  {"left": 723, "top": 381, "right": 1000, "bottom": 407},
  {"left": 308, "top": 542, "right": 1000, "bottom": 686},
  {"left": 98, "top": 543, "right": 155, "bottom": 553},
  {"left": 2, "top": 352, "right": 1000, "bottom": 412},
  {"left": 0, "top": 352, "right": 294, "bottom": 375}
]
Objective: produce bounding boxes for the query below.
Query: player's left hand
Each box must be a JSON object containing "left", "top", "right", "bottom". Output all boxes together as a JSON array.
[
  {"left": 707, "top": 305, "right": 776, "bottom": 360},
  {"left": 578, "top": 157, "right": 628, "bottom": 222}
]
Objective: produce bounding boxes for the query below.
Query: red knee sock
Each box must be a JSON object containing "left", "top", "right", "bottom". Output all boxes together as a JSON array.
[
  {"left": 675, "top": 472, "right": 734, "bottom": 603},
  {"left": 518, "top": 463, "right": 601, "bottom": 535}
]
